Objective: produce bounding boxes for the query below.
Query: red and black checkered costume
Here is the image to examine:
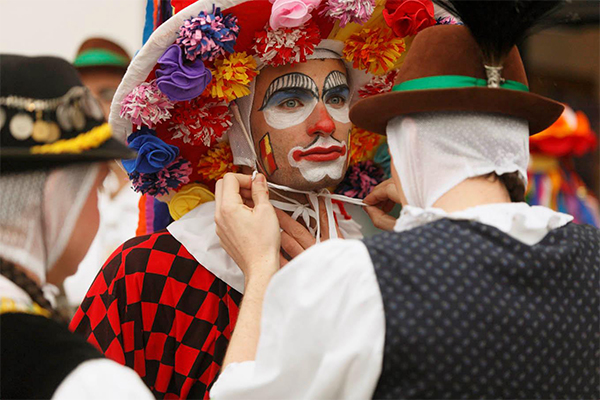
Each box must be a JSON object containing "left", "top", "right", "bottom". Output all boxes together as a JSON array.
[{"left": 69, "top": 230, "right": 242, "bottom": 399}]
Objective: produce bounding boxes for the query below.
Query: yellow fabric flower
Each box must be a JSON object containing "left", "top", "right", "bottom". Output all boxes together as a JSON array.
[
  {"left": 168, "top": 183, "right": 215, "bottom": 220},
  {"left": 30, "top": 123, "right": 112, "bottom": 154},
  {"left": 197, "top": 141, "right": 238, "bottom": 182},
  {"left": 205, "top": 52, "right": 259, "bottom": 102},
  {"left": 343, "top": 26, "right": 405, "bottom": 75},
  {"left": 349, "top": 126, "right": 385, "bottom": 164}
]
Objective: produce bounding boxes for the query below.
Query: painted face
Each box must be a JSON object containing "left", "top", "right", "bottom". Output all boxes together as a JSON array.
[{"left": 250, "top": 59, "right": 352, "bottom": 191}]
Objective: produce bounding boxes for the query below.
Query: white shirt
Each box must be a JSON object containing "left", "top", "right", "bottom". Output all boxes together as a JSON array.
[
  {"left": 0, "top": 275, "right": 153, "bottom": 400},
  {"left": 210, "top": 203, "right": 573, "bottom": 399}
]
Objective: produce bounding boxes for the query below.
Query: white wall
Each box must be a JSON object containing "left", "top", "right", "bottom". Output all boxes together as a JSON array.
[{"left": 0, "top": 0, "right": 146, "bottom": 62}]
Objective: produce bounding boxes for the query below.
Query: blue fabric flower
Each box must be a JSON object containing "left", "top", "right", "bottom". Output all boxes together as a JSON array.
[
  {"left": 127, "top": 126, "right": 156, "bottom": 144},
  {"left": 123, "top": 134, "right": 179, "bottom": 174}
]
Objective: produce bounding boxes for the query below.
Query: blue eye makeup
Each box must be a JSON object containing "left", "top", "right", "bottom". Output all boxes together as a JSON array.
[
  {"left": 323, "top": 85, "right": 350, "bottom": 105},
  {"left": 260, "top": 88, "right": 318, "bottom": 111},
  {"left": 260, "top": 73, "right": 319, "bottom": 111}
]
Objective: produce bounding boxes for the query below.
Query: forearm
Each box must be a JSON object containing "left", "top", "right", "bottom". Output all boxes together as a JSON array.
[{"left": 222, "top": 266, "right": 277, "bottom": 368}]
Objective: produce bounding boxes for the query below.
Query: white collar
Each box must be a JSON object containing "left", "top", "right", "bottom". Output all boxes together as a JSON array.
[
  {"left": 394, "top": 203, "right": 573, "bottom": 245},
  {"left": 168, "top": 201, "right": 364, "bottom": 294}
]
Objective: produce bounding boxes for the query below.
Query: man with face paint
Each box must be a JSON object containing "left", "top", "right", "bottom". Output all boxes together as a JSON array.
[
  {"left": 251, "top": 60, "right": 352, "bottom": 191},
  {"left": 70, "top": 1, "right": 413, "bottom": 398}
]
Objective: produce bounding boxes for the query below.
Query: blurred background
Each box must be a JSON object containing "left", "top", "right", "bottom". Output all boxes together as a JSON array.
[{"left": 0, "top": 0, "right": 145, "bottom": 60}]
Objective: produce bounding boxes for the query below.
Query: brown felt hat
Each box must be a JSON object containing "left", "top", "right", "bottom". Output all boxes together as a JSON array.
[{"left": 350, "top": 24, "right": 564, "bottom": 136}]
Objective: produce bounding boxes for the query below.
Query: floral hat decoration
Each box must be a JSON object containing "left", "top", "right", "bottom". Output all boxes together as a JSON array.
[
  {"left": 111, "top": 0, "right": 457, "bottom": 228},
  {"left": 526, "top": 105, "right": 600, "bottom": 227}
]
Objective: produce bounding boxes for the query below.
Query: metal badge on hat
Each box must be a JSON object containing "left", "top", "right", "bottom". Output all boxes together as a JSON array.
[{"left": 0, "top": 87, "right": 104, "bottom": 143}]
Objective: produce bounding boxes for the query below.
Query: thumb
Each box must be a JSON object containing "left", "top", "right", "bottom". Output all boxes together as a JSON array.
[{"left": 251, "top": 173, "right": 270, "bottom": 206}]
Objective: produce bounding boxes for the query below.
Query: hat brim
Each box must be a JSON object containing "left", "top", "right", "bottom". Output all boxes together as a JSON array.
[
  {"left": 349, "top": 87, "right": 565, "bottom": 136},
  {"left": 0, "top": 137, "right": 136, "bottom": 173}
]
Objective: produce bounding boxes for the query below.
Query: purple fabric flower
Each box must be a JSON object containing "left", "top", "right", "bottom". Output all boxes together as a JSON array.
[
  {"left": 335, "top": 160, "right": 386, "bottom": 199},
  {"left": 156, "top": 44, "right": 212, "bottom": 101},
  {"left": 123, "top": 134, "right": 179, "bottom": 174}
]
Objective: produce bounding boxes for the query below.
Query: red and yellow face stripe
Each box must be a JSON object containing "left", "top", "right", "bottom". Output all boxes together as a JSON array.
[{"left": 259, "top": 132, "right": 278, "bottom": 176}]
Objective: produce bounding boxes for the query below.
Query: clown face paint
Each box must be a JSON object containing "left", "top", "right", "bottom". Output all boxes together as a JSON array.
[
  {"left": 259, "top": 132, "right": 278, "bottom": 176},
  {"left": 260, "top": 73, "right": 320, "bottom": 130},
  {"left": 287, "top": 135, "right": 348, "bottom": 182},
  {"left": 260, "top": 71, "right": 350, "bottom": 130},
  {"left": 322, "top": 71, "right": 350, "bottom": 124},
  {"left": 250, "top": 59, "right": 353, "bottom": 191}
]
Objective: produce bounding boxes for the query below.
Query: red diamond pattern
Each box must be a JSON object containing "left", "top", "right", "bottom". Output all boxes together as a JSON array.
[{"left": 70, "top": 230, "right": 242, "bottom": 399}]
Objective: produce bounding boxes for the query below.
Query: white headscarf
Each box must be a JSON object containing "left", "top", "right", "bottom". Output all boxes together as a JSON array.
[
  {"left": 0, "top": 164, "right": 100, "bottom": 284},
  {"left": 386, "top": 112, "right": 529, "bottom": 208}
]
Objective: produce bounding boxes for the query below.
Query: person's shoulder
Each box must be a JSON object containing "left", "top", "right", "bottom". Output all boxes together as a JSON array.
[
  {"left": 110, "top": 229, "right": 198, "bottom": 274},
  {"left": 116, "top": 230, "right": 241, "bottom": 300},
  {"left": 120, "top": 229, "right": 187, "bottom": 255},
  {"left": 564, "top": 221, "right": 600, "bottom": 237}
]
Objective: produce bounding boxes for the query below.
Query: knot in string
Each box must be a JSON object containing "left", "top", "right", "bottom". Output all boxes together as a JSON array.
[{"left": 267, "top": 181, "right": 365, "bottom": 243}]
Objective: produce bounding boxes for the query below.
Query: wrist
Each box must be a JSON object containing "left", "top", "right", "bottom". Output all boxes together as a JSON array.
[{"left": 244, "top": 257, "right": 278, "bottom": 286}]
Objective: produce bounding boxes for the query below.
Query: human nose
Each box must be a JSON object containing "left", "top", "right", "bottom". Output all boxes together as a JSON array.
[{"left": 306, "top": 103, "right": 335, "bottom": 137}]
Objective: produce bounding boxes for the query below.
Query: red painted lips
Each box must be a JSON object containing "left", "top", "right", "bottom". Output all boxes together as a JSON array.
[{"left": 292, "top": 145, "right": 347, "bottom": 162}]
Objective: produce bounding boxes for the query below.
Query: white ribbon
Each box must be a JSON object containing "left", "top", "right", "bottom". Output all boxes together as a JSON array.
[{"left": 267, "top": 182, "right": 365, "bottom": 242}]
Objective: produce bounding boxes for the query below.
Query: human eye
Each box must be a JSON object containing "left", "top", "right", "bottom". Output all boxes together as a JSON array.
[
  {"left": 324, "top": 86, "right": 349, "bottom": 109},
  {"left": 278, "top": 98, "right": 303, "bottom": 110},
  {"left": 325, "top": 94, "right": 347, "bottom": 109},
  {"left": 327, "top": 96, "right": 345, "bottom": 106}
]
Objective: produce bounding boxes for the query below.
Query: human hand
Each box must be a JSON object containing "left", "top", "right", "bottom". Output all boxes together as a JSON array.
[
  {"left": 363, "top": 179, "right": 402, "bottom": 231},
  {"left": 276, "top": 198, "right": 342, "bottom": 266},
  {"left": 215, "top": 173, "right": 280, "bottom": 279}
]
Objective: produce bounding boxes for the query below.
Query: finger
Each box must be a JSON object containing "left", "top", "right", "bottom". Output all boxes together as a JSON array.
[
  {"left": 280, "top": 231, "right": 305, "bottom": 259},
  {"left": 222, "top": 173, "right": 253, "bottom": 206},
  {"left": 251, "top": 173, "right": 270, "bottom": 206},
  {"left": 275, "top": 209, "right": 315, "bottom": 249},
  {"left": 363, "top": 179, "right": 395, "bottom": 206},
  {"left": 242, "top": 197, "right": 255, "bottom": 208},
  {"left": 318, "top": 198, "right": 336, "bottom": 241},
  {"left": 279, "top": 252, "right": 289, "bottom": 268},
  {"left": 382, "top": 199, "right": 396, "bottom": 214},
  {"left": 239, "top": 188, "right": 252, "bottom": 201},
  {"left": 214, "top": 179, "right": 223, "bottom": 215},
  {"left": 385, "top": 180, "right": 403, "bottom": 205},
  {"left": 365, "top": 205, "right": 397, "bottom": 231},
  {"left": 226, "top": 172, "right": 253, "bottom": 189}
]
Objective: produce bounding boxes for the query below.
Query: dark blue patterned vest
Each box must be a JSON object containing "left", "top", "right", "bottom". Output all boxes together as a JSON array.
[{"left": 364, "top": 219, "right": 599, "bottom": 399}]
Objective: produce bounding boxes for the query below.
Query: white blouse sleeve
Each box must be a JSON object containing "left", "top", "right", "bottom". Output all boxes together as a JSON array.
[
  {"left": 52, "top": 359, "right": 154, "bottom": 400},
  {"left": 210, "top": 239, "right": 385, "bottom": 400}
]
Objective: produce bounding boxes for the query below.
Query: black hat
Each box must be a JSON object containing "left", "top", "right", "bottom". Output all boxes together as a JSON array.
[{"left": 0, "top": 54, "right": 136, "bottom": 173}]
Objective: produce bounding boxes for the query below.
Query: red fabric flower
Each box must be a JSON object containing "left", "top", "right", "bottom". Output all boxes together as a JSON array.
[{"left": 383, "top": 0, "right": 435, "bottom": 38}]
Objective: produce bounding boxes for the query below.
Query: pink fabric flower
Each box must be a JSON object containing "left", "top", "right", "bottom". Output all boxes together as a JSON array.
[{"left": 269, "top": 0, "right": 322, "bottom": 30}]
